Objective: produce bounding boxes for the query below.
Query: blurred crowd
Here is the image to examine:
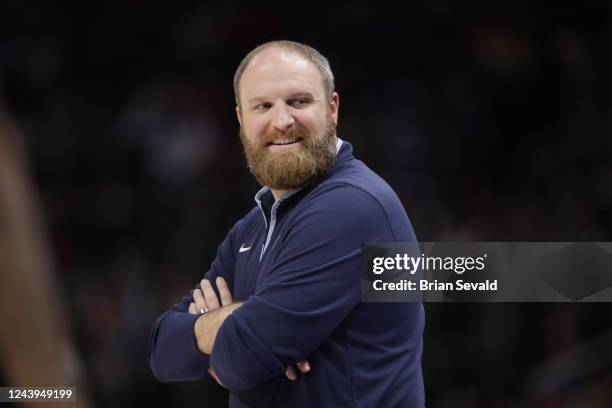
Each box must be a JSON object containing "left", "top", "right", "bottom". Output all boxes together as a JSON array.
[{"left": 1, "top": 1, "right": 612, "bottom": 406}]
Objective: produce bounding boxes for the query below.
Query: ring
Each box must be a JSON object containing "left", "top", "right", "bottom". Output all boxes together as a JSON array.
[{"left": 200, "top": 307, "right": 208, "bottom": 315}]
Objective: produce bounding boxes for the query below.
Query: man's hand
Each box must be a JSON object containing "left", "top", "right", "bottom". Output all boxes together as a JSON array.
[
  {"left": 189, "top": 276, "right": 241, "bottom": 355},
  {"left": 188, "top": 276, "right": 232, "bottom": 315},
  {"left": 194, "top": 302, "right": 242, "bottom": 355},
  {"left": 206, "top": 360, "right": 310, "bottom": 386},
  {"left": 188, "top": 276, "right": 310, "bottom": 383}
]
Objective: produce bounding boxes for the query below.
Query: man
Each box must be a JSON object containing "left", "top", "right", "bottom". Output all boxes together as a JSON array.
[{"left": 149, "top": 40, "right": 425, "bottom": 407}]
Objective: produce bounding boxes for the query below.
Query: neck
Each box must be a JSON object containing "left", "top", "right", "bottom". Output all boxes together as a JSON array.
[{"left": 270, "top": 188, "right": 289, "bottom": 201}]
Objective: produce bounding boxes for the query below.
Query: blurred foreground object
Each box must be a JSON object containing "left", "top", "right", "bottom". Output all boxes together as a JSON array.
[{"left": 0, "top": 100, "right": 93, "bottom": 408}]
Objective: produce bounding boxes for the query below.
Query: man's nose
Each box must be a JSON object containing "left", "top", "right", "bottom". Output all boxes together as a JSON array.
[{"left": 270, "top": 104, "right": 295, "bottom": 132}]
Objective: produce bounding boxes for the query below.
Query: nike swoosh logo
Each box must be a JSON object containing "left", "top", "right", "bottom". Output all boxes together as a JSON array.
[{"left": 239, "top": 244, "right": 252, "bottom": 253}]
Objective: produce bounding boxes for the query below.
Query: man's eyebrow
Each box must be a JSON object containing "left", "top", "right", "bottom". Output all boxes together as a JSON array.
[
  {"left": 247, "top": 92, "right": 315, "bottom": 105},
  {"left": 247, "top": 96, "right": 267, "bottom": 104},
  {"left": 286, "top": 91, "right": 315, "bottom": 100}
]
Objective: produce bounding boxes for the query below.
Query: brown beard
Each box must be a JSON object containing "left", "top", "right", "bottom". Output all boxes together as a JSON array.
[{"left": 240, "top": 113, "right": 337, "bottom": 190}]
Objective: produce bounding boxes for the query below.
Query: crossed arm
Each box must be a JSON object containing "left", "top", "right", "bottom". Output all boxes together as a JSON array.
[
  {"left": 149, "top": 185, "right": 387, "bottom": 389},
  {"left": 188, "top": 276, "right": 310, "bottom": 385}
]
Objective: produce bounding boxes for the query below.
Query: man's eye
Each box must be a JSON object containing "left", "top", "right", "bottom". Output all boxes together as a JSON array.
[
  {"left": 290, "top": 99, "right": 309, "bottom": 107},
  {"left": 254, "top": 103, "right": 270, "bottom": 111}
]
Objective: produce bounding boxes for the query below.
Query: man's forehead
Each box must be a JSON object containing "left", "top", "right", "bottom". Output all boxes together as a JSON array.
[{"left": 240, "top": 47, "right": 324, "bottom": 99}]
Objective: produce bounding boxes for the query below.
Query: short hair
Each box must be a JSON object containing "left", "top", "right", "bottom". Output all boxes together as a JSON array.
[{"left": 233, "top": 40, "right": 335, "bottom": 107}]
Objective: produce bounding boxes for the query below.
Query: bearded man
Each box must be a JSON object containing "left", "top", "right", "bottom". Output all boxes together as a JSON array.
[{"left": 149, "top": 40, "right": 425, "bottom": 407}]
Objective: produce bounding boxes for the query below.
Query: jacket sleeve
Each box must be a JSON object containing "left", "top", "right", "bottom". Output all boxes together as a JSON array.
[
  {"left": 209, "top": 184, "right": 404, "bottom": 391},
  {"left": 148, "top": 222, "right": 238, "bottom": 382}
]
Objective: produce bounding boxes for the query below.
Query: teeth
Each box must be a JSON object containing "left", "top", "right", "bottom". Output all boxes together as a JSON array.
[{"left": 272, "top": 138, "right": 298, "bottom": 145}]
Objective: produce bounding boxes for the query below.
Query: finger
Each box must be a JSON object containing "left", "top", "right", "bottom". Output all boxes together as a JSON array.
[
  {"left": 188, "top": 302, "right": 196, "bottom": 315},
  {"left": 216, "top": 276, "right": 233, "bottom": 306},
  {"left": 201, "top": 279, "right": 221, "bottom": 310},
  {"left": 296, "top": 360, "right": 310, "bottom": 373},
  {"left": 193, "top": 288, "right": 207, "bottom": 312},
  {"left": 285, "top": 365, "right": 297, "bottom": 381}
]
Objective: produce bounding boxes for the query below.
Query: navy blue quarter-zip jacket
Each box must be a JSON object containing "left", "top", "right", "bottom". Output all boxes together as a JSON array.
[{"left": 149, "top": 140, "right": 425, "bottom": 407}]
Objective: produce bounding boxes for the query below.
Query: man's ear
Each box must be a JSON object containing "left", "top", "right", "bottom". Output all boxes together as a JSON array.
[
  {"left": 329, "top": 92, "right": 340, "bottom": 125},
  {"left": 236, "top": 105, "right": 242, "bottom": 126}
]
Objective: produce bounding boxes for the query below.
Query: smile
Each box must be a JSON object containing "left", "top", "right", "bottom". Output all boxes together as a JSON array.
[
  {"left": 266, "top": 137, "right": 303, "bottom": 151},
  {"left": 267, "top": 137, "right": 303, "bottom": 146}
]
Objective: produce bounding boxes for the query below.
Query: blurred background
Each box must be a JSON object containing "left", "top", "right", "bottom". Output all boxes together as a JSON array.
[{"left": 1, "top": 1, "right": 612, "bottom": 407}]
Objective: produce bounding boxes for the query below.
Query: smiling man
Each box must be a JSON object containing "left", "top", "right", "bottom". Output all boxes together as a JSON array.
[{"left": 149, "top": 41, "right": 425, "bottom": 407}]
